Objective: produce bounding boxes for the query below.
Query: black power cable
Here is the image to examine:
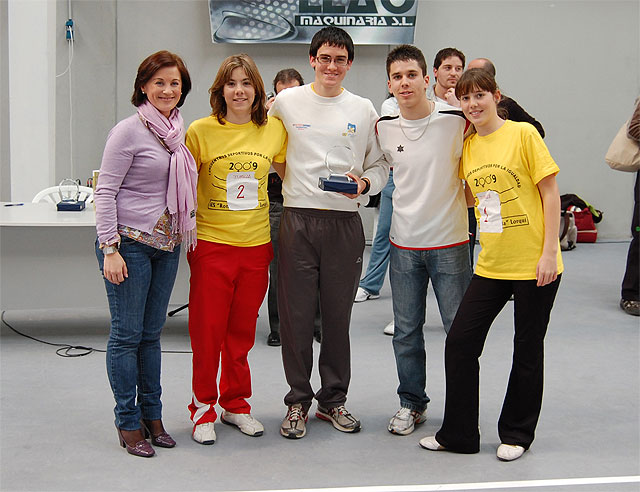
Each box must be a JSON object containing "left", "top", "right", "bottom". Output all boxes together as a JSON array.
[
  {"left": 1, "top": 310, "right": 102, "bottom": 357},
  {"left": 0, "top": 310, "right": 192, "bottom": 357}
]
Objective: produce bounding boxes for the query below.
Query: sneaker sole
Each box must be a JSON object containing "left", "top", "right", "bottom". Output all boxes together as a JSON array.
[
  {"left": 280, "top": 426, "right": 306, "bottom": 439},
  {"left": 192, "top": 435, "right": 215, "bottom": 445},
  {"left": 387, "top": 414, "right": 426, "bottom": 435},
  {"left": 497, "top": 445, "right": 525, "bottom": 461},
  {"left": 354, "top": 294, "right": 380, "bottom": 303},
  {"left": 220, "top": 416, "right": 263, "bottom": 437},
  {"left": 419, "top": 441, "right": 444, "bottom": 451},
  {"left": 315, "top": 410, "right": 361, "bottom": 433},
  {"left": 388, "top": 423, "right": 414, "bottom": 435},
  {"left": 620, "top": 300, "right": 640, "bottom": 316},
  {"left": 497, "top": 451, "right": 525, "bottom": 461}
]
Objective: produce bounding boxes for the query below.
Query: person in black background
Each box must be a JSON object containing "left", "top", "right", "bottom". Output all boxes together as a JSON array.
[
  {"left": 264, "top": 68, "right": 323, "bottom": 346},
  {"left": 467, "top": 57, "right": 545, "bottom": 138},
  {"left": 618, "top": 98, "right": 640, "bottom": 316}
]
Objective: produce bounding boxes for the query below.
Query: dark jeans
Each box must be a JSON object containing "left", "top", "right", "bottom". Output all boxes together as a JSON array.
[
  {"left": 436, "top": 274, "right": 561, "bottom": 453},
  {"left": 95, "top": 237, "right": 180, "bottom": 430},
  {"left": 621, "top": 171, "right": 639, "bottom": 301}
]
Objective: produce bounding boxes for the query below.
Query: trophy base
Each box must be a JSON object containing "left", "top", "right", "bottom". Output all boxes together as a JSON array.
[
  {"left": 57, "top": 200, "right": 86, "bottom": 211},
  {"left": 318, "top": 176, "right": 358, "bottom": 194}
]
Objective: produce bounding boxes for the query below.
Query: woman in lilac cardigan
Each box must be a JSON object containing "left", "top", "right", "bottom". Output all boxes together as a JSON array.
[{"left": 94, "top": 51, "right": 197, "bottom": 458}]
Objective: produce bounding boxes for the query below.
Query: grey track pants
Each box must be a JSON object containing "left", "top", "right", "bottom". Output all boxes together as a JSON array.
[{"left": 278, "top": 207, "right": 364, "bottom": 409}]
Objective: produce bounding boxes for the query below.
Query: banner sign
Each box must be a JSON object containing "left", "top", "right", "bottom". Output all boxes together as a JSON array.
[{"left": 209, "top": 0, "right": 417, "bottom": 45}]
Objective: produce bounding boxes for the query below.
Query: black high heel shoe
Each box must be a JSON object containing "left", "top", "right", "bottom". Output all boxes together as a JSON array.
[
  {"left": 141, "top": 419, "right": 176, "bottom": 448},
  {"left": 116, "top": 424, "right": 155, "bottom": 457}
]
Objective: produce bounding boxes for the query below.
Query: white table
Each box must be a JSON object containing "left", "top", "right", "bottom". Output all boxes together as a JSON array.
[
  {"left": 0, "top": 201, "right": 97, "bottom": 227},
  {"left": 0, "top": 202, "right": 190, "bottom": 311}
]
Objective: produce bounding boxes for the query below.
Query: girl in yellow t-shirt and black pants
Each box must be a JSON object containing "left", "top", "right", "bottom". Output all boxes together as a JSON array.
[{"left": 420, "top": 69, "right": 562, "bottom": 462}]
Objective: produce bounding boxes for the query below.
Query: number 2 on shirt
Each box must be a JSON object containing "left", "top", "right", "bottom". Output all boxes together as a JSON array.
[
  {"left": 476, "top": 190, "right": 503, "bottom": 233},
  {"left": 227, "top": 172, "right": 258, "bottom": 210}
]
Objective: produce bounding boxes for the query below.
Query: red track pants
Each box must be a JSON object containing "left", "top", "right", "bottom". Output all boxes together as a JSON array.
[{"left": 187, "top": 239, "right": 272, "bottom": 424}]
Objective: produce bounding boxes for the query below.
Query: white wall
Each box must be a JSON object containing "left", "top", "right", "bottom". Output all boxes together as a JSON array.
[
  {"left": 0, "top": 1, "right": 9, "bottom": 200},
  {"left": 54, "top": 0, "right": 116, "bottom": 185},
  {"left": 7, "top": 0, "right": 57, "bottom": 202},
  {"left": 414, "top": 0, "right": 640, "bottom": 239},
  {"left": 2, "top": 0, "right": 639, "bottom": 238}
]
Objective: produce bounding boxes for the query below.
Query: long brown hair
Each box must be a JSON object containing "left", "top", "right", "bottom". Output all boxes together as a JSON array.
[{"left": 209, "top": 54, "right": 267, "bottom": 126}]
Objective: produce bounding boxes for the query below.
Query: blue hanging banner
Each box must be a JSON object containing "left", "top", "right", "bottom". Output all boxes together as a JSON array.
[{"left": 209, "top": 0, "right": 417, "bottom": 44}]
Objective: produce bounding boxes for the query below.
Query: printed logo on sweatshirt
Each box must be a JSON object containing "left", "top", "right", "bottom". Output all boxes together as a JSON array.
[
  {"left": 342, "top": 123, "right": 356, "bottom": 137},
  {"left": 293, "top": 123, "right": 311, "bottom": 130}
]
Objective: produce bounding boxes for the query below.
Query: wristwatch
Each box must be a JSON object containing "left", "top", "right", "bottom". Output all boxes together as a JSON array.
[
  {"left": 361, "top": 177, "right": 371, "bottom": 195},
  {"left": 102, "top": 244, "right": 119, "bottom": 255}
]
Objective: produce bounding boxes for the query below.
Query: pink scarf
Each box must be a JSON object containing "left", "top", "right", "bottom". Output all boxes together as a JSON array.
[{"left": 137, "top": 101, "right": 198, "bottom": 251}]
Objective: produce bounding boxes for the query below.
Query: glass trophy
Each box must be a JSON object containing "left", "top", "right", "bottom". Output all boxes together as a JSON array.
[
  {"left": 57, "top": 178, "right": 86, "bottom": 211},
  {"left": 318, "top": 145, "right": 358, "bottom": 194}
]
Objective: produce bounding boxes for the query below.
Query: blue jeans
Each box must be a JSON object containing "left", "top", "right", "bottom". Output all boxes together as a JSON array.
[
  {"left": 359, "top": 170, "right": 394, "bottom": 295},
  {"left": 95, "top": 237, "right": 180, "bottom": 430},
  {"left": 389, "top": 242, "right": 471, "bottom": 411}
]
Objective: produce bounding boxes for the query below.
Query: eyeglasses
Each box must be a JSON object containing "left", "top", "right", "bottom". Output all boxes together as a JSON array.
[{"left": 315, "top": 55, "right": 349, "bottom": 66}]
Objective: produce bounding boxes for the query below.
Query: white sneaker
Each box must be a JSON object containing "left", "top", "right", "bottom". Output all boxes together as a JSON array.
[
  {"left": 383, "top": 321, "right": 394, "bottom": 336},
  {"left": 497, "top": 444, "right": 525, "bottom": 461},
  {"left": 280, "top": 403, "right": 308, "bottom": 439},
  {"left": 316, "top": 404, "right": 361, "bottom": 433},
  {"left": 221, "top": 411, "right": 264, "bottom": 437},
  {"left": 354, "top": 287, "right": 379, "bottom": 303},
  {"left": 388, "top": 407, "right": 426, "bottom": 435},
  {"left": 419, "top": 435, "right": 446, "bottom": 451},
  {"left": 192, "top": 422, "right": 216, "bottom": 445}
]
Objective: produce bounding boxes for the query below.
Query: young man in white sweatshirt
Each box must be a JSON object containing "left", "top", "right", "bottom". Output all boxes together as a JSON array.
[{"left": 269, "top": 26, "right": 389, "bottom": 439}]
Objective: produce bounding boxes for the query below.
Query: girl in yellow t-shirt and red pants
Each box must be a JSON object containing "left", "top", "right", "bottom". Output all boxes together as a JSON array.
[{"left": 185, "top": 54, "right": 287, "bottom": 445}]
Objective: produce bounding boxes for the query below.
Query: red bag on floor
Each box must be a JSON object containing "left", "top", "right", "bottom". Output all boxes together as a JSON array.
[{"left": 568, "top": 206, "right": 597, "bottom": 242}]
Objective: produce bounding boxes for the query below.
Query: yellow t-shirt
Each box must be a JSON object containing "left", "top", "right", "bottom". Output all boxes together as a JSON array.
[
  {"left": 186, "top": 116, "right": 287, "bottom": 247},
  {"left": 460, "top": 120, "right": 564, "bottom": 280}
]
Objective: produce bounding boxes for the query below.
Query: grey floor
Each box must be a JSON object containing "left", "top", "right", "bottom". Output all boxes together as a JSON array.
[{"left": 1, "top": 242, "right": 639, "bottom": 492}]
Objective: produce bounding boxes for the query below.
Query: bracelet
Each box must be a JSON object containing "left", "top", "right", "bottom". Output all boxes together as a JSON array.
[
  {"left": 102, "top": 245, "right": 119, "bottom": 255},
  {"left": 361, "top": 178, "right": 371, "bottom": 195}
]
